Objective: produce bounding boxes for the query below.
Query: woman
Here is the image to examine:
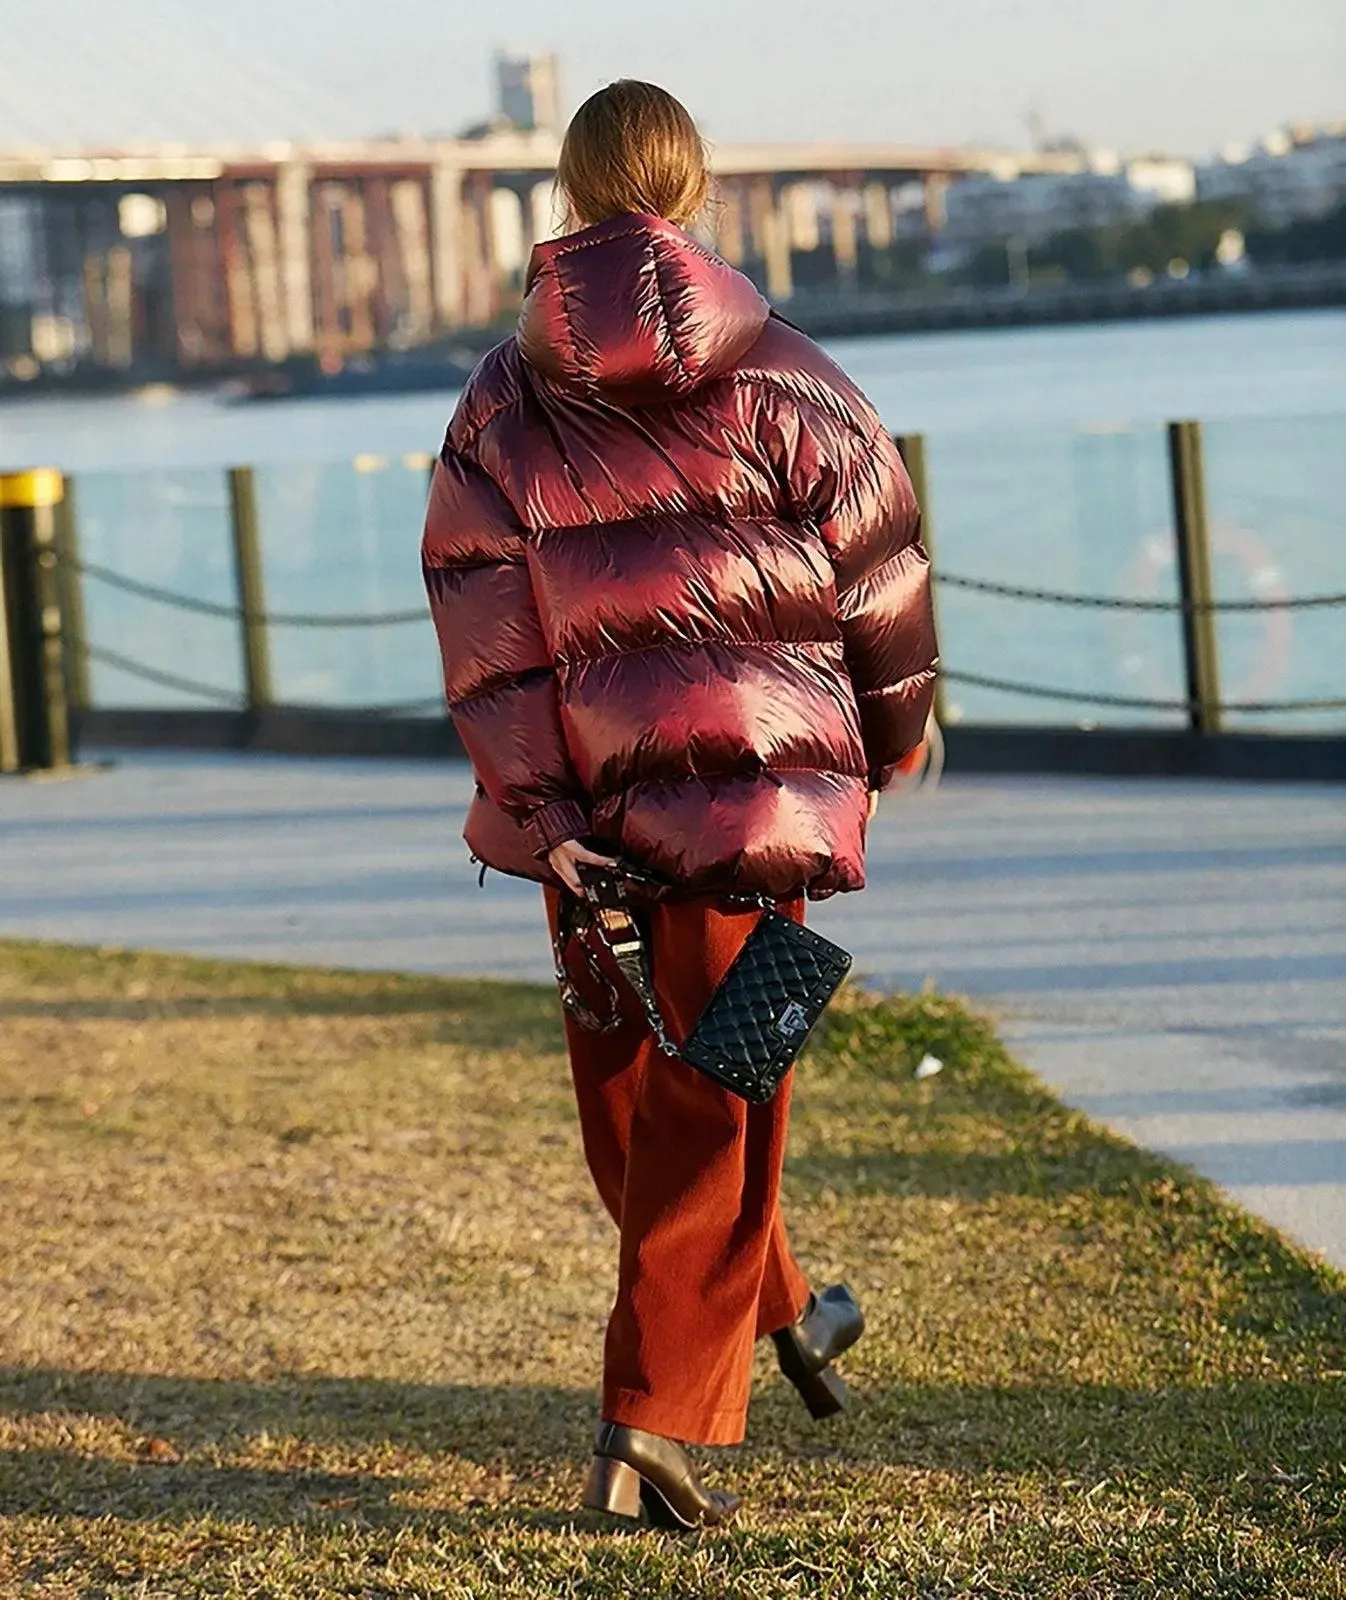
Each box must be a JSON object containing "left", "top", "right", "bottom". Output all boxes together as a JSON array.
[{"left": 422, "top": 80, "right": 937, "bottom": 1528}]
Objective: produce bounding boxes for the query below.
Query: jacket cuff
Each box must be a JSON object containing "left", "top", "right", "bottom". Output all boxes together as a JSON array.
[{"left": 524, "top": 798, "right": 591, "bottom": 859}]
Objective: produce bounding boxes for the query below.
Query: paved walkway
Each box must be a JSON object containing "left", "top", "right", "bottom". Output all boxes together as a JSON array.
[{"left": 3, "top": 753, "right": 1344, "bottom": 1269}]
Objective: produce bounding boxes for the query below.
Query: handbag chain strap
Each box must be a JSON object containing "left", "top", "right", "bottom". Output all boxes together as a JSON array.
[
  {"left": 592, "top": 903, "right": 681, "bottom": 1056},
  {"left": 552, "top": 875, "right": 773, "bottom": 1056},
  {"left": 551, "top": 892, "right": 623, "bottom": 1034}
]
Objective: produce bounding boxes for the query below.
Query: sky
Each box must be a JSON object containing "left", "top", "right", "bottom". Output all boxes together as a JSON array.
[{"left": 1, "top": 0, "right": 1342, "bottom": 157}]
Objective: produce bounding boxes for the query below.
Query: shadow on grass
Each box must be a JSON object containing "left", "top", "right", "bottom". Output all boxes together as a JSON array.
[
  {"left": 0, "top": 986, "right": 567, "bottom": 1053},
  {"left": 0, "top": 1448, "right": 426, "bottom": 1528},
  {"left": 2, "top": 1368, "right": 1342, "bottom": 1530},
  {"left": 0, "top": 1446, "right": 631, "bottom": 1537},
  {"left": 0, "top": 1371, "right": 591, "bottom": 1465}
]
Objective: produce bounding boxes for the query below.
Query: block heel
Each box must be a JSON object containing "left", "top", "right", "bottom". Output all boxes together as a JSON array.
[
  {"left": 771, "top": 1283, "right": 865, "bottom": 1420},
  {"left": 582, "top": 1453, "right": 643, "bottom": 1519},
  {"left": 787, "top": 1358, "right": 848, "bottom": 1419}
]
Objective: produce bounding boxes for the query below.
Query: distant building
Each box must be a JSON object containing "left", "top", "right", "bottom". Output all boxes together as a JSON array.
[
  {"left": 495, "top": 52, "right": 562, "bottom": 136},
  {"left": 940, "top": 153, "right": 1196, "bottom": 248},
  {"left": 1196, "top": 127, "right": 1346, "bottom": 227},
  {"left": 1125, "top": 157, "right": 1197, "bottom": 208}
]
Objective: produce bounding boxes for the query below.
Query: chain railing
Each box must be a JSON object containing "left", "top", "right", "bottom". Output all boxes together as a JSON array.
[
  {"left": 70, "top": 558, "right": 429, "bottom": 628},
  {"left": 933, "top": 570, "right": 1346, "bottom": 613},
  {"left": 893, "top": 423, "right": 1346, "bottom": 734},
  {"left": 940, "top": 670, "right": 1346, "bottom": 715},
  {"left": 62, "top": 549, "right": 1346, "bottom": 718},
  {"left": 3, "top": 423, "right": 1344, "bottom": 774}
]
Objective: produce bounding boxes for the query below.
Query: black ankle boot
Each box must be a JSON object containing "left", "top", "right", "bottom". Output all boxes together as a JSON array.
[{"left": 771, "top": 1283, "right": 865, "bottom": 1418}]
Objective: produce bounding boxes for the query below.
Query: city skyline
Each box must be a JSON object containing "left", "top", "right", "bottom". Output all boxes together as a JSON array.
[{"left": 0, "top": 0, "right": 1341, "bottom": 159}]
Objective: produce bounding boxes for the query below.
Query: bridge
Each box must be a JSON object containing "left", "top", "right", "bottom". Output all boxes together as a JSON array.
[{"left": 0, "top": 136, "right": 1080, "bottom": 381}]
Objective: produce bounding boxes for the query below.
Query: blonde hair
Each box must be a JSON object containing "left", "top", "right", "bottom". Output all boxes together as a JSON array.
[{"left": 556, "top": 80, "right": 711, "bottom": 232}]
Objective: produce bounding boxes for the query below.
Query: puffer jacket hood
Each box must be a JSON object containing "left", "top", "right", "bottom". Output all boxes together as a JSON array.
[
  {"left": 518, "top": 214, "right": 771, "bottom": 405},
  {"left": 423, "top": 213, "right": 938, "bottom": 902}
]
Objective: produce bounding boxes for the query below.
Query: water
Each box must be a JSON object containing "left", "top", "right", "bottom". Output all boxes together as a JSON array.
[
  {"left": 2, "top": 310, "right": 1343, "bottom": 729},
  {"left": 2, "top": 311, "right": 1345, "bottom": 473}
]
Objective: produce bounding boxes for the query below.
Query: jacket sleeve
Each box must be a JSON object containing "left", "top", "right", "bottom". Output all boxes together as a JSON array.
[
  {"left": 421, "top": 441, "right": 590, "bottom": 856},
  {"left": 768, "top": 388, "right": 939, "bottom": 789}
]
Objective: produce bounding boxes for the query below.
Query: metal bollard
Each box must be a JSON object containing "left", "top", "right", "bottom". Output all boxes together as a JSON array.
[
  {"left": 1167, "top": 420, "right": 1222, "bottom": 735},
  {"left": 894, "top": 432, "right": 947, "bottom": 729},
  {"left": 0, "top": 468, "right": 71, "bottom": 773},
  {"left": 52, "top": 476, "right": 91, "bottom": 715},
  {"left": 227, "top": 465, "right": 274, "bottom": 711}
]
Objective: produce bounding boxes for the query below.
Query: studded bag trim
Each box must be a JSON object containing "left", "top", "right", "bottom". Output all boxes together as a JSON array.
[{"left": 679, "top": 911, "right": 853, "bottom": 1103}]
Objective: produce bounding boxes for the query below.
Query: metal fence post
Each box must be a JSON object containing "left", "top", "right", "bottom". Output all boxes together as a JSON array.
[
  {"left": 227, "top": 465, "right": 274, "bottom": 710},
  {"left": 1167, "top": 420, "right": 1222, "bottom": 735},
  {"left": 0, "top": 468, "right": 71, "bottom": 772},
  {"left": 894, "top": 432, "right": 947, "bottom": 727},
  {"left": 52, "top": 475, "right": 91, "bottom": 715}
]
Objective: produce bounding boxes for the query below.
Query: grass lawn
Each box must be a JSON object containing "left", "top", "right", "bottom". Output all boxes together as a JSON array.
[{"left": 0, "top": 938, "right": 1342, "bottom": 1599}]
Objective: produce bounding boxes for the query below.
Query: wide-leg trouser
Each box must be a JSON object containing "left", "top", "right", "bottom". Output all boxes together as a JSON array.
[{"left": 544, "top": 889, "right": 813, "bottom": 1446}]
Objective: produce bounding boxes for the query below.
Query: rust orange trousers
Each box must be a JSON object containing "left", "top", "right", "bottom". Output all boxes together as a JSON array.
[{"left": 544, "top": 888, "right": 813, "bottom": 1446}]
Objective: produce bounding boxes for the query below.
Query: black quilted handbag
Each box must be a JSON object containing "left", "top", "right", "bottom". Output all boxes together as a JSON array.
[
  {"left": 565, "top": 865, "right": 852, "bottom": 1104},
  {"left": 680, "top": 913, "right": 853, "bottom": 1102}
]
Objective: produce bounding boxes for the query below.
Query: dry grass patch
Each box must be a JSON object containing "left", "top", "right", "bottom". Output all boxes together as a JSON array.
[{"left": 0, "top": 940, "right": 1342, "bottom": 1598}]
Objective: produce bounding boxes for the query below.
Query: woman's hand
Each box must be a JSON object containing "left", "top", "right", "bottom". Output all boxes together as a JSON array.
[
  {"left": 548, "top": 838, "right": 620, "bottom": 895},
  {"left": 867, "top": 790, "right": 880, "bottom": 822}
]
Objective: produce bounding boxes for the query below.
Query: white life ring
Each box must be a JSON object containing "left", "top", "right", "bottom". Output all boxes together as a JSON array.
[{"left": 1121, "top": 521, "right": 1292, "bottom": 706}]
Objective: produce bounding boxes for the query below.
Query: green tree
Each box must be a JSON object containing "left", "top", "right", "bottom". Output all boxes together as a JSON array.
[{"left": 1246, "top": 200, "right": 1346, "bottom": 265}]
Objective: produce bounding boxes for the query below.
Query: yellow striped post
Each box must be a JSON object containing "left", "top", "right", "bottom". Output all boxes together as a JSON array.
[
  {"left": 0, "top": 468, "right": 71, "bottom": 772},
  {"left": 0, "top": 468, "right": 64, "bottom": 511}
]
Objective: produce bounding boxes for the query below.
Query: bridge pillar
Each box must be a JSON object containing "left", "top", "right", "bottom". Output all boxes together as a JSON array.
[
  {"left": 275, "top": 162, "right": 315, "bottom": 355},
  {"left": 492, "top": 175, "right": 540, "bottom": 288},
  {"left": 166, "top": 186, "right": 224, "bottom": 366},
  {"left": 430, "top": 158, "right": 467, "bottom": 330},
  {"left": 462, "top": 170, "right": 498, "bottom": 326},
  {"left": 339, "top": 187, "right": 377, "bottom": 350},
  {"left": 362, "top": 176, "right": 400, "bottom": 347},
  {"left": 310, "top": 185, "right": 344, "bottom": 367},
  {"left": 863, "top": 181, "right": 893, "bottom": 249},
  {"left": 783, "top": 184, "right": 819, "bottom": 252},
  {"left": 216, "top": 181, "right": 259, "bottom": 359},
  {"left": 714, "top": 179, "right": 747, "bottom": 267},
  {"left": 923, "top": 171, "right": 950, "bottom": 233},
  {"left": 746, "top": 175, "right": 792, "bottom": 302},
  {"left": 530, "top": 178, "right": 561, "bottom": 246},
  {"left": 829, "top": 176, "right": 860, "bottom": 287},
  {"left": 241, "top": 182, "right": 289, "bottom": 361},
  {"left": 390, "top": 177, "right": 436, "bottom": 343},
  {"left": 99, "top": 245, "right": 134, "bottom": 368}
]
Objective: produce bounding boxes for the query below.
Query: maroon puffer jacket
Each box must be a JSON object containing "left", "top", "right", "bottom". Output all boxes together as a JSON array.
[{"left": 422, "top": 213, "right": 937, "bottom": 900}]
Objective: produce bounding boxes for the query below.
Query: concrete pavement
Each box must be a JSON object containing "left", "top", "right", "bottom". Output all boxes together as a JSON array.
[{"left": 2, "top": 753, "right": 1343, "bottom": 1268}]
